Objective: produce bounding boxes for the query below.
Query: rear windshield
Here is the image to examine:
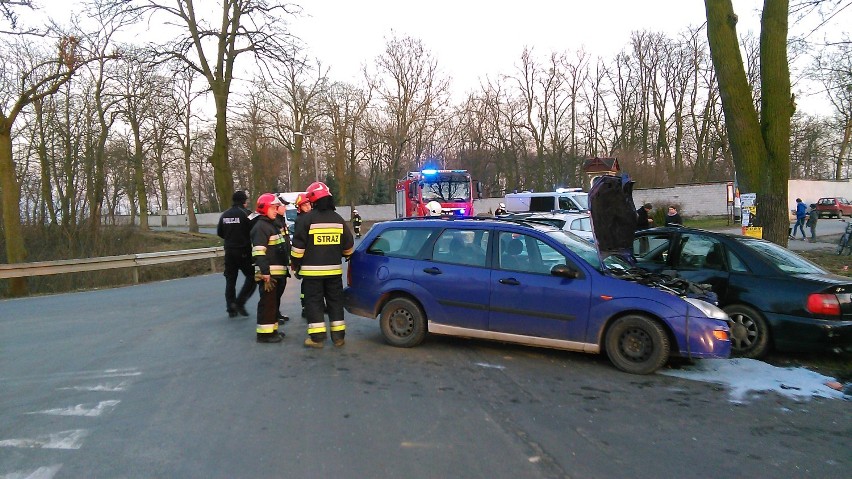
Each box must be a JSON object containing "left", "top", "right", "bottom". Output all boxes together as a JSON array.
[{"left": 740, "top": 238, "right": 826, "bottom": 274}]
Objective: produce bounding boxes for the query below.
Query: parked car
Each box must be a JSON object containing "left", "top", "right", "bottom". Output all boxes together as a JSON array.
[
  {"left": 815, "top": 197, "right": 852, "bottom": 218},
  {"left": 343, "top": 216, "right": 731, "bottom": 375},
  {"left": 502, "top": 212, "right": 594, "bottom": 243},
  {"left": 632, "top": 226, "right": 852, "bottom": 358}
]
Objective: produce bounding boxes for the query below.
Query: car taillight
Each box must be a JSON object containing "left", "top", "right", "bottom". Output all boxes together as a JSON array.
[{"left": 806, "top": 293, "right": 841, "bottom": 316}]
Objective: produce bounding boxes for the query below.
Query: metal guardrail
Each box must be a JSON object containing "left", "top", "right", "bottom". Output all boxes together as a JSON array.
[{"left": 0, "top": 247, "right": 225, "bottom": 283}]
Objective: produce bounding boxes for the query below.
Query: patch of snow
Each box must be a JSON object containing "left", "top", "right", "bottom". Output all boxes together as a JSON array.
[{"left": 659, "top": 358, "right": 848, "bottom": 403}]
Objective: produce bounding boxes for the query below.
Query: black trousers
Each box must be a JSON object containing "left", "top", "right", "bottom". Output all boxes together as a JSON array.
[
  {"left": 256, "top": 276, "right": 286, "bottom": 338},
  {"left": 223, "top": 247, "right": 256, "bottom": 311},
  {"left": 303, "top": 276, "right": 345, "bottom": 342}
]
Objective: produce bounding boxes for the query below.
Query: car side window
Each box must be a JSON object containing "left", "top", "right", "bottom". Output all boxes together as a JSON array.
[
  {"left": 571, "top": 217, "right": 592, "bottom": 232},
  {"left": 368, "top": 228, "right": 436, "bottom": 258},
  {"left": 633, "top": 234, "right": 671, "bottom": 265},
  {"left": 432, "top": 229, "right": 489, "bottom": 267},
  {"left": 676, "top": 234, "right": 726, "bottom": 271},
  {"left": 727, "top": 249, "right": 749, "bottom": 272},
  {"left": 499, "top": 232, "right": 570, "bottom": 274}
]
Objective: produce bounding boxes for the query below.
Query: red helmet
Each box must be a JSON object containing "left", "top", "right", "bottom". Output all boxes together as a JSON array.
[
  {"left": 305, "top": 181, "right": 331, "bottom": 202},
  {"left": 255, "top": 193, "right": 280, "bottom": 215},
  {"left": 295, "top": 193, "right": 310, "bottom": 208}
]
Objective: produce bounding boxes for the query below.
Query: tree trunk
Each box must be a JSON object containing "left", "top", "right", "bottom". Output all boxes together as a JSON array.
[
  {"left": 0, "top": 119, "right": 29, "bottom": 296},
  {"left": 211, "top": 85, "right": 233, "bottom": 210},
  {"left": 705, "top": 0, "right": 791, "bottom": 245}
]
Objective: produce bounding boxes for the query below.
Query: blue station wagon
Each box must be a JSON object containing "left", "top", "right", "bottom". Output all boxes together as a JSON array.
[{"left": 343, "top": 216, "right": 731, "bottom": 374}]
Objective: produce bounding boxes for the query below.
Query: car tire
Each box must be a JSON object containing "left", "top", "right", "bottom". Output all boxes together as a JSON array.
[
  {"left": 723, "top": 304, "right": 770, "bottom": 358},
  {"left": 604, "top": 315, "right": 670, "bottom": 375},
  {"left": 379, "top": 297, "right": 427, "bottom": 348}
]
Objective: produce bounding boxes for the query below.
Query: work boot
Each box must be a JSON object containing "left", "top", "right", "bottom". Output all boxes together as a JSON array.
[
  {"left": 304, "top": 338, "right": 324, "bottom": 349},
  {"left": 257, "top": 334, "right": 283, "bottom": 344},
  {"left": 333, "top": 338, "right": 345, "bottom": 348},
  {"left": 236, "top": 304, "right": 249, "bottom": 317},
  {"left": 228, "top": 303, "right": 239, "bottom": 318},
  {"left": 277, "top": 313, "right": 290, "bottom": 323}
]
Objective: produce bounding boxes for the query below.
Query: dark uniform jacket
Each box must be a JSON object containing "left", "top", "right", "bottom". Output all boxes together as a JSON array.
[
  {"left": 251, "top": 217, "right": 289, "bottom": 277},
  {"left": 636, "top": 207, "right": 651, "bottom": 229},
  {"left": 217, "top": 204, "right": 253, "bottom": 249},
  {"left": 290, "top": 209, "right": 355, "bottom": 277},
  {"left": 352, "top": 214, "right": 363, "bottom": 228}
]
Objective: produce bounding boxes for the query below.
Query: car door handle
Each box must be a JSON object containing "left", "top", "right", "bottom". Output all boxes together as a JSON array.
[
  {"left": 423, "top": 267, "right": 442, "bottom": 275},
  {"left": 499, "top": 277, "right": 520, "bottom": 285}
]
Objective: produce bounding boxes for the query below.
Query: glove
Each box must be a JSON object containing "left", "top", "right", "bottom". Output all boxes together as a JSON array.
[{"left": 263, "top": 277, "right": 277, "bottom": 293}]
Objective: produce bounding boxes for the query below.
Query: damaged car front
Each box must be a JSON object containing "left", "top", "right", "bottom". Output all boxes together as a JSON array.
[{"left": 585, "top": 174, "right": 732, "bottom": 361}]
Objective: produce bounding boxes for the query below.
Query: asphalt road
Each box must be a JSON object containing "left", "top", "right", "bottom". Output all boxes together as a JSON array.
[{"left": 1, "top": 273, "right": 849, "bottom": 478}]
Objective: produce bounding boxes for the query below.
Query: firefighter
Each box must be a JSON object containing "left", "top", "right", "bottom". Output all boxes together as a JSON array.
[
  {"left": 274, "top": 194, "right": 293, "bottom": 324},
  {"left": 293, "top": 193, "right": 312, "bottom": 318},
  {"left": 494, "top": 202, "right": 508, "bottom": 216},
  {"left": 217, "top": 190, "right": 256, "bottom": 317},
  {"left": 352, "top": 209, "right": 363, "bottom": 238},
  {"left": 290, "top": 182, "right": 355, "bottom": 349},
  {"left": 426, "top": 201, "right": 442, "bottom": 216},
  {"left": 250, "top": 193, "right": 288, "bottom": 343}
]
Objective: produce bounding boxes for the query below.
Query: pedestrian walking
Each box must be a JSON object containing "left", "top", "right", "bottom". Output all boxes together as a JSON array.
[
  {"left": 352, "top": 209, "right": 363, "bottom": 238},
  {"left": 217, "top": 190, "right": 257, "bottom": 318},
  {"left": 665, "top": 205, "right": 683, "bottom": 226},
  {"left": 806, "top": 203, "right": 819, "bottom": 242},
  {"left": 636, "top": 203, "right": 654, "bottom": 230},
  {"left": 250, "top": 193, "right": 289, "bottom": 343},
  {"left": 791, "top": 198, "right": 807, "bottom": 240},
  {"left": 290, "top": 182, "right": 355, "bottom": 349}
]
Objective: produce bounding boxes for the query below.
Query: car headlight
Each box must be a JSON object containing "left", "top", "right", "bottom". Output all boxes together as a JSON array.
[{"left": 683, "top": 297, "right": 728, "bottom": 321}]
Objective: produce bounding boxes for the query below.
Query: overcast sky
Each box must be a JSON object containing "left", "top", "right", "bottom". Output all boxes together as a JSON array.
[{"left": 29, "top": 1, "right": 849, "bottom": 114}]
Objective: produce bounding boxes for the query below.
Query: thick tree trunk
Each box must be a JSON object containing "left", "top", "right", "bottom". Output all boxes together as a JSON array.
[
  {"left": 0, "top": 120, "right": 29, "bottom": 296},
  {"left": 705, "top": 0, "right": 791, "bottom": 245},
  {"left": 211, "top": 86, "right": 233, "bottom": 210}
]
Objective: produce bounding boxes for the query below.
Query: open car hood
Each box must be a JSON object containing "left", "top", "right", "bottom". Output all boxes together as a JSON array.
[
  {"left": 588, "top": 174, "right": 717, "bottom": 304},
  {"left": 588, "top": 174, "right": 637, "bottom": 261}
]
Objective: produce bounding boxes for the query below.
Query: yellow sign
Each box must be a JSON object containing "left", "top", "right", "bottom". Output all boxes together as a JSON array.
[
  {"left": 743, "top": 226, "right": 763, "bottom": 239},
  {"left": 314, "top": 233, "right": 341, "bottom": 245}
]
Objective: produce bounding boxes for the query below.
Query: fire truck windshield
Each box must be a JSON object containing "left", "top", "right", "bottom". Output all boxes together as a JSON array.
[{"left": 421, "top": 178, "right": 470, "bottom": 202}]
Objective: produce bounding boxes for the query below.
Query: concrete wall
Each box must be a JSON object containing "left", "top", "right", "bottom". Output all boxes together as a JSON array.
[{"left": 140, "top": 179, "right": 852, "bottom": 226}]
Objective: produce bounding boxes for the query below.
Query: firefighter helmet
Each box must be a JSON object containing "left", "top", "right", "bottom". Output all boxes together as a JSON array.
[
  {"left": 426, "top": 201, "right": 442, "bottom": 216},
  {"left": 255, "top": 193, "right": 281, "bottom": 215},
  {"left": 499, "top": 202, "right": 506, "bottom": 208},
  {"left": 305, "top": 181, "right": 331, "bottom": 203},
  {"left": 294, "top": 193, "right": 310, "bottom": 208}
]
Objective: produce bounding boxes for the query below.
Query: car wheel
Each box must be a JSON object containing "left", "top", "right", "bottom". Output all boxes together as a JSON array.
[
  {"left": 723, "top": 304, "right": 770, "bottom": 358},
  {"left": 379, "top": 297, "right": 427, "bottom": 348},
  {"left": 604, "top": 315, "right": 670, "bottom": 375}
]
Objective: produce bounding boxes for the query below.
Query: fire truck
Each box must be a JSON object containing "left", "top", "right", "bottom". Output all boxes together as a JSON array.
[{"left": 395, "top": 169, "right": 480, "bottom": 218}]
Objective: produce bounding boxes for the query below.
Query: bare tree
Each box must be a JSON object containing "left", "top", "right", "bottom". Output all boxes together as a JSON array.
[
  {"left": 127, "top": 0, "right": 299, "bottom": 209},
  {"left": 705, "top": 0, "right": 794, "bottom": 245}
]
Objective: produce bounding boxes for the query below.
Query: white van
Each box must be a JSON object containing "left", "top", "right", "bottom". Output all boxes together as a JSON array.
[{"left": 504, "top": 189, "right": 588, "bottom": 213}]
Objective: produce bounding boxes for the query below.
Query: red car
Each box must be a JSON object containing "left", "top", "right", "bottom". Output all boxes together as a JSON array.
[{"left": 815, "top": 197, "right": 852, "bottom": 218}]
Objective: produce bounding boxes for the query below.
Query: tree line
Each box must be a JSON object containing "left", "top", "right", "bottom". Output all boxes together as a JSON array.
[{"left": 1, "top": 0, "right": 850, "bottom": 296}]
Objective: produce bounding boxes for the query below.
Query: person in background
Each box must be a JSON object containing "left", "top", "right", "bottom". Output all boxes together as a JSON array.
[
  {"left": 665, "top": 205, "right": 683, "bottom": 226},
  {"left": 352, "top": 209, "right": 363, "bottom": 238},
  {"left": 636, "top": 202, "right": 654, "bottom": 230},
  {"left": 217, "top": 190, "right": 256, "bottom": 318},
  {"left": 291, "top": 182, "right": 355, "bottom": 349},
  {"left": 494, "top": 202, "right": 508, "bottom": 216},
  {"left": 791, "top": 198, "right": 807, "bottom": 240},
  {"left": 250, "top": 193, "right": 288, "bottom": 343},
  {"left": 806, "top": 203, "right": 819, "bottom": 242}
]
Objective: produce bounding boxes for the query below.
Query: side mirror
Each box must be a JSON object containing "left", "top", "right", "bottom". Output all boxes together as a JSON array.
[{"left": 551, "top": 264, "right": 580, "bottom": 279}]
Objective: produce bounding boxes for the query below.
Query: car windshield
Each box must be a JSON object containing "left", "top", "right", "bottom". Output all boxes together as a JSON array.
[
  {"left": 740, "top": 238, "right": 827, "bottom": 274},
  {"left": 546, "top": 229, "right": 629, "bottom": 271}
]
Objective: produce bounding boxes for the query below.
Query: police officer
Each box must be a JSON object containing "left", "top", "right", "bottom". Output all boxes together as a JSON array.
[
  {"left": 352, "top": 209, "right": 363, "bottom": 238},
  {"left": 290, "top": 182, "right": 355, "bottom": 349},
  {"left": 250, "top": 193, "right": 289, "bottom": 343},
  {"left": 217, "top": 190, "right": 256, "bottom": 317}
]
